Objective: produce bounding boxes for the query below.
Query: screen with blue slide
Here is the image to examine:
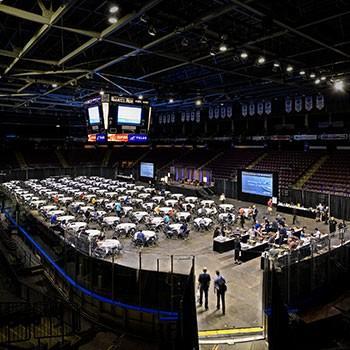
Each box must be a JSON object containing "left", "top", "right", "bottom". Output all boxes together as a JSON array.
[
  {"left": 241, "top": 171, "right": 273, "bottom": 197},
  {"left": 140, "top": 162, "right": 154, "bottom": 178},
  {"left": 88, "top": 106, "right": 100, "bottom": 125}
]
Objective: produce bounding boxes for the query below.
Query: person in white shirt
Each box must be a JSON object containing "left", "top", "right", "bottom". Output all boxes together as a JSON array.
[{"left": 219, "top": 193, "right": 226, "bottom": 204}]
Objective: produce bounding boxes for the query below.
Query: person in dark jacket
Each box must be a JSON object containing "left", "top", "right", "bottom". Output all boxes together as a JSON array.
[
  {"left": 233, "top": 236, "right": 241, "bottom": 264},
  {"left": 198, "top": 267, "right": 211, "bottom": 310},
  {"left": 214, "top": 270, "right": 227, "bottom": 315},
  {"left": 329, "top": 217, "right": 337, "bottom": 236}
]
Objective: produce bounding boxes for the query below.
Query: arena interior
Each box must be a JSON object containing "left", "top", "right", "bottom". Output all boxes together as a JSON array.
[{"left": 1, "top": 1, "right": 350, "bottom": 350}]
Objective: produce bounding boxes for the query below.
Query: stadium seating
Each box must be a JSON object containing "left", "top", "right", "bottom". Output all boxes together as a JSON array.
[
  {"left": 21, "top": 149, "right": 60, "bottom": 168},
  {"left": 207, "top": 148, "right": 264, "bottom": 179},
  {"left": 303, "top": 151, "right": 350, "bottom": 196}
]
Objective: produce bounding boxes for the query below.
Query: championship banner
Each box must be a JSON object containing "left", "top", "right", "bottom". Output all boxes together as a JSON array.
[
  {"left": 167, "top": 114, "right": 171, "bottom": 124},
  {"left": 186, "top": 111, "right": 190, "bottom": 122},
  {"left": 190, "top": 111, "right": 195, "bottom": 122},
  {"left": 220, "top": 106, "right": 226, "bottom": 118},
  {"left": 227, "top": 105, "right": 233, "bottom": 118},
  {"left": 293, "top": 134, "right": 317, "bottom": 141},
  {"left": 257, "top": 102, "right": 264, "bottom": 115},
  {"left": 319, "top": 134, "right": 348, "bottom": 140},
  {"left": 196, "top": 110, "right": 200, "bottom": 123},
  {"left": 181, "top": 111, "right": 185, "bottom": 122},
  {"left": 171, "top": 112, "right": 175, "bottom": 123},
  {"left": 241, "top": 104, "right": 248, "bottom": 117},
  {"left": 295, "top": 96, "right": 303, "bottom": 112},
  {"left": 209, "top": 107, "right": 214, "bottom": 119},
  {"left": 285, "top": 97, "right": 292, "bottom": 113},
  {"left": 249, "top": 102, "right": 255, "bottom": 116},
  {"left": 316, "top": 95, "right": 325, "bottom": 110},
  {"left": 305, "top": 96, "right": 313, "bottom": 111},
  {"left": 159, "top": 115, "right": 162, "bottom": 124},
  {"left": 270, "top": 135, "right": 291, "bottom": 141},
  {"left": 264, "top": 100, "right": 272, "bottom": 115},
  {"left": 214, "top": 106, "right": 220, "bottom": 119}
]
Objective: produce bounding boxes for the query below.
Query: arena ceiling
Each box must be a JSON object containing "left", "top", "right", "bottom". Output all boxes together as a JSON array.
[{"left": 0, "top": 0, "right": 349, "bottom": 114}]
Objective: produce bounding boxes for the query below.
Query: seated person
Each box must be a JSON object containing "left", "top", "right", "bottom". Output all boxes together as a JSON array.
[
  {"left": 50, "top": 213, "right": 58, "bottom": 225},
  {"left": 178, "top": 223, "right": 189, "bottom": 239},
  {"left": 163, "top": 214, "right": 171, "bottom": 225},
  {"left": 213, "top": 226, "right": 221, "bottom": 238},
  {"left": 136, "top": 230, "right": 146, "bottom": 244}
]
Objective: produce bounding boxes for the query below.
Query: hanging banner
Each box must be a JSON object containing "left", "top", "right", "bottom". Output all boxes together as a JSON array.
[
  {"left": 171, "top": 113, "right": 175, "bottom": 123},
  {"left": 196, "top": 110, "right": 200, "bottom": 123},
  {"left": 295, "top": 96, "right": 303, "bottom": 112},
  {"left": 285, "top": 97, "right": 292, "bottom": 113},
  {"left": 319, "top": 133, "right": 347, "bottom": 140},
  {"left": 220, "top": 106, "right": 226, "bottom": 118},
  {"left": 186, "top": 111, "right": 190, "bottom": 122},
  {"left": 159, "top": 115, "right": 162, "bottom": 124},
  {"left": 167, "top": 114, "right": 171, "bottom": 124},
  {"left": 190, "top": 111, "right": 195, "bottom": 122},
  {"left": 181, "top": 111, "right": 185, "bottom": 122},
  {"left": 209, "top": 107, "right": 214, "bottom": 119},
  {"left": 249, "top": 102, "right": 255, "bottom": 116},
  {"left": 305, "top": 96, "right": 313, "bottom": 111},
  {"left": 241, "top": 104, "right": 248, "bottom": 117},
  {"left": 257, "top": 102, "right": 264, "bottom": 115},
  {"left": 293, "top": 134, "right": 317, "bottom": 141},
  {"left": 227, "top": 105, "right": 233, "bottom": 118},
  {"left": 214, "top": 106, "right": 220, "bottom": 119},
  {"left": 264, "top": 100, "right": 272, "bottom": 115},
  {"left": 316, "top": 95, "right": 325, "bottom": 110},
  {"left": 163, "top": 115, "right": 167, "bottom": 124}
]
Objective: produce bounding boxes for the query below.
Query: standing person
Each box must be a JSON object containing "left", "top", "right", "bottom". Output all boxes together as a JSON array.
[
  {"left": 198, "top": 267, "right": 211, "bottom": 310},
  {"left": 233, "top": 235, "right": 241, "bottom": 264},
  {"left": 114, "top": 201, "right": 122, "bottom": 217},
  {"left": 219, "top": 193, "right": 226, "bottom": 204},
  {"left": 214, "top": 270, "right": 227, "bottom": 315},
  {"left": 338, "top": 220, "right": 347, "bottom": 242},
  {"left": 292, "top": 207, "right": 297, "bottom": 225},
  {"left": 239, "top": 214, "right": 245, "bottom": 229},
  {"left": 267, "top": 198, "right": 273, "bottom": 216},
  {"left": 252, "top": 205, "right": 258, "bottom": 222},
  {"left": 329, "top": 217, "right": 337, "bottom": 237}
]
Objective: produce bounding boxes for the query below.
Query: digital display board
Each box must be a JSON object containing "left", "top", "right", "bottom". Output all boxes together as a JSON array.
[
  {"left": 140, "top": 162, "right": 154, "bottom": 178},
  {"left": 88, "top": 106, "right": 101, "bottom": 125},
  {"left": 117, "top": 105, "right": 142, "bottom": 126},
  {"left": 241, "top": 171, "right": 273, "bottom": 197},
  {"left": 96, "top": 133, "right": 107, "bottom": 143}
]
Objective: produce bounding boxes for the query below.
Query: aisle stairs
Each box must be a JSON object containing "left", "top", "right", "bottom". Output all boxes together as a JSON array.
[
  {"left": 294, "top": 154, "right": 329, "bottom": 188},
  {"left": 199, "top": 151, "right": 224, "bottom": 170},
  {"left": 14, "top": 151, "right": 27, "bottom": 169},
  {"left": 246, "top": 152, "right": 267, "bottom": 169},
  {"left": 55, "top": 150, "right": 69, "bottom": 168},
  {"left": 102, "top": 148, "right": 112, "bottom": 167},
  {"left": 131, "top": 148, "right": 151, "bottom": 167},
  {"left": 158, "top": 148, "right": 193, "bottom": 172}
]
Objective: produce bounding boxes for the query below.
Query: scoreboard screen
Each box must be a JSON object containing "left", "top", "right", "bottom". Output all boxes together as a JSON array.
[{"left": 117, "top": 105, "right": 142, "bottom": 126}]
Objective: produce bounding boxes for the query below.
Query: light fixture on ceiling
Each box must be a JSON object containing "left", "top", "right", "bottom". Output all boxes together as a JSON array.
[
  {"left": 273, "top": 61, "right": 280, "bottom": 68},
  {"left": 315, "top": 78, "right": 321, "bottom": 85},
  {"left": 195, "top": 99, "right": 202, "bottom": 106},
  {"left": 99, "top": 89, "right": 105, "bottom": 95},
  {"left": 240, "top": 51, "right": 248, "bottom": 59},
  {"left": 299, "top": 70, "right": 306, "bottom": 76},
  {"left": 321, "top": 76, "right": 327, "bottom": 81},
  {"left": 257, "top": 56, "right": 266, "bottom": 65},
  {"left": 309, "top": 72, "right": 316, "bottom": 78},
  {"left": 140, "top": 14, "right": 149, "bottom": 23},
  {"left": 209, "top": 47, "right": 216, "bottom": 56},
  {"left": 56, "top": 124, "right": 61, "bottom": 128},
  {"left": 286, "top": 65, "right": 293, "bottom": 72},
  {"left": 52, "top": 83, "right": 58, "bottom": 88},
  {"left": 138, "top": 94, "right": 143, "bottom": 100},
  {"left": 109, "top": 5, "right": 119, "bottom": 14},
  {"left": 219, "top": 42, "right": 228, "bottom": 52},
  {"left": 169, "top": 98, "right": 174, "bottom": 103},
  {"left": 334, "top": 79, "right": 344, "bottom": 92},
  {"left": 199, "top": 34, "right": 208, "bottom": 45},
  {"left": 181, "top": 37, "right": 189, "bottom": 47},
  {"left": 147, "top": 25, "right": 156, "bottom": 36},
  {"left": 108, "top": 16, "right": 118, "bottom": 24}
]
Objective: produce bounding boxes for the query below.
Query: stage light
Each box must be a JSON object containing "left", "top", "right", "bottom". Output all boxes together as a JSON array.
[
  {"left": 138, "top": 94, "right": 143, "bottom": 100},
  {"left": 219, "top": 43, "right": 228, "bottom": 52},
  {"left": 169, "top": 98, "right": 174, "bottom": 103},
  {"left": 299, "top": 70, "right": 306, "bottom": 76},
  {"left": 286, "top": 65, "right": 293, "bottom": 72},
  {"left": 334, "top": 79, "right": 344, "bottom": 91},
  {"left": 99, "top": 89, "right": 105, "bottom": 96},
  {"left": 52, "top": 83, "right": 58, "bottom": 88},
  {"left": 257, "top": 56, "right": 266, "bottom": 65},
  {"left": 321, "top": 76, "right": 327, "bottom": 81},
  {"left": 310, "top": 72, "right": 316, "bottom": 78},
  {"left": 108, "top": 16, "right": 118, "bottom": 24},
  {"left": 109, "top": 5, "right": 119, "bottom": 13},
  {"left": 240, "top": 51, "right": 248, "bottom": 59},
  {"left": 315, "top": 78, "right": 321, "bottom": 85},
  {"left": 148, "top": 25, "right": 156, "bottom": 36},
  {"left": 195, "top": 99, "right": 202, "bottom": 106}
]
